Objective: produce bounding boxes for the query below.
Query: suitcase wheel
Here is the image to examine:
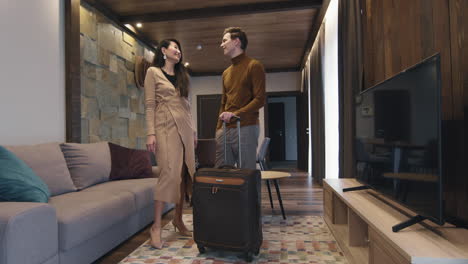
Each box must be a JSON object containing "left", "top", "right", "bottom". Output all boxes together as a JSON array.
[
  {"left": 244, "top": 251, "right": 253, "bottom": 262},
  {"left": 197, "top": 244, "right": 206, "bottom": 254}
]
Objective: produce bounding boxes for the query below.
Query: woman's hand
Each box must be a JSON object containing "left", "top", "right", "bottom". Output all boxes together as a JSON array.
[{"left": 146, "top": 135, "right": 156, "bottom": 153}]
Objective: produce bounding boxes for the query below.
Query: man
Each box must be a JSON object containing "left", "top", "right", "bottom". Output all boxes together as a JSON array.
[{"left": 215, "top": 27, "right": 266, "bottom": 169}]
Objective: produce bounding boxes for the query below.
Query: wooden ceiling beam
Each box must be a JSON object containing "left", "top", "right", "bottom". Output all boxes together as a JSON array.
[
  {"left": 120, "top": 0, "right": 322, "bottom": 23},
  {"left": 189, "top": 66, "right": 300, "bottom": 77}
]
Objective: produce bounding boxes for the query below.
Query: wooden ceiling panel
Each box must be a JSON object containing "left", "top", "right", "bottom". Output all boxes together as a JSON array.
[
  {"left": 85, "top": 0, "right": 322, "bottom": 74},
  {"left": 138, "top": 9, "right": 317, "bottom": 73},
  {"left": 99, "top": 0, "right": 294, "bottom": 16}
]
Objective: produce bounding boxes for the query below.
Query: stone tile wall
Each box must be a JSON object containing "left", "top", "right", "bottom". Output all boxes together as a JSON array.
[{"left": 80, "top": 4, "right": 153, "bottom": 149}]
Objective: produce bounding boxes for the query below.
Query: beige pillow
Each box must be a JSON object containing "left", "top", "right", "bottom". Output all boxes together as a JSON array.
[
  {"left": 5, "top": 142, "right": 77, "bottom": 196},
  {"left": 60, "top": 142, "right": 111, "bottom": 190}
]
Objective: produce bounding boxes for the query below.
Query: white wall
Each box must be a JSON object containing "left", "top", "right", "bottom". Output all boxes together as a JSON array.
[
  {"left": 0, "top": 0, "right": 65, "bottom": 145},
  {"left": 190, "top": 71, "right": 301, "bottom": 152},
  {"left": 323, "top": 0, "right": 339, "bottom": 179}
]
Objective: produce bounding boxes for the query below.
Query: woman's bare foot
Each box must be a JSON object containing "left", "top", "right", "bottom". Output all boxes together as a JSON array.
[{"left": 150, "top": 226, "right": 165, "bottom": 249}]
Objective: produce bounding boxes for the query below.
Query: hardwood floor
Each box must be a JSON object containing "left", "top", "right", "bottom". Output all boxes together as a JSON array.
[{"left": 94, "top": 170, "right": 323, "bottom": 264}]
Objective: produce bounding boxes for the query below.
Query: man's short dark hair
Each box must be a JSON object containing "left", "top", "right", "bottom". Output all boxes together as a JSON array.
[{"left": 223, "top": 27, "right": 248, "bottom": 50}]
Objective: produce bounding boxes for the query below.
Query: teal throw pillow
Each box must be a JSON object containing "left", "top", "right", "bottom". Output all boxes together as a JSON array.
[{"left": 0, "top": 146, "right": 50, "bottom": 202}]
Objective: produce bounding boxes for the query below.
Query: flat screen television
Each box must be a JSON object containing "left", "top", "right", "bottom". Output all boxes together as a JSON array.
[{"left": 354, "top": 54, "right": 443, "bottom": 231}]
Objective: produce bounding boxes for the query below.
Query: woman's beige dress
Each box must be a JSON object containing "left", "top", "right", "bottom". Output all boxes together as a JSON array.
[{"left": 144, "top": 67, "right": 196, "bottom": 204}]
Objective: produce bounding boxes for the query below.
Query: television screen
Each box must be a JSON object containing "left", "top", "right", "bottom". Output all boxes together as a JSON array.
[{"left": 355, "top": 54, "right": 443, "bottom": 225}]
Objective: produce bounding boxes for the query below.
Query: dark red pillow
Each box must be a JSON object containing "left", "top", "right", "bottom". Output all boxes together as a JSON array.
[{"left": 108, "top": 143, "right": 154, "bottom": 180}]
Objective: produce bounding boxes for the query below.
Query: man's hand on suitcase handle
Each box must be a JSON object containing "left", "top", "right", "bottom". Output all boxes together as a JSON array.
[{"left": 219, "top": 112, "right": 240, "bottom": 123}]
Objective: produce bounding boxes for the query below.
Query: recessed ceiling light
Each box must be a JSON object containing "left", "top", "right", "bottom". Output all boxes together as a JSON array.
[
  {"left": 124, "top": 24, "right": 136, "bottom": 32},
  {"left": 136, "top": 23, "right": 143, "bottom": 28},
  {"left": 184, "top": 62, "right": 190, "bottom": 67},
  {"left": 196, "top": 44, "right": 202, "bottom": 50}
]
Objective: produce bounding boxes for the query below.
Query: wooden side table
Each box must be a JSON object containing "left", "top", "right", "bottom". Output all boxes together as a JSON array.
[{"left": 261, "top": 171, "right": 291, "bottom": 219}]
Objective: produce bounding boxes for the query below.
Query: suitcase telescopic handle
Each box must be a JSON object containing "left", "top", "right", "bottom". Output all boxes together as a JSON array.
[{"left": 222, "top": 116, "right": 241, "bottom": 168}]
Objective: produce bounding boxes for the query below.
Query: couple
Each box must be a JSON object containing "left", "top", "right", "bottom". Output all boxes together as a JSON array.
[{"left": 144, "top": 27, "right": 266, "bottom": 249}]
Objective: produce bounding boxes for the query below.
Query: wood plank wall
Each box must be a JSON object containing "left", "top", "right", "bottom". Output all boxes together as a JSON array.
[
  {"left": 361, "top": 0, "right": 456, "bottom": 119},
  {"left": 449, "top": 0, "right": 468, "bottom": 121},
  {"left": 448, "top": 0, "right": 468, "bottom": 227},
  {"left": 360, "top": 0, "right": 468, "bottom": 226},
  {"left": 65, "top": 0, "right": 81, "bottom": 143}
]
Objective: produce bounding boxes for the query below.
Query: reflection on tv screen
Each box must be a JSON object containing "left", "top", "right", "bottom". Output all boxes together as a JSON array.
[{"left": 355, "top": 54, "right": 443, "bottom": 225}]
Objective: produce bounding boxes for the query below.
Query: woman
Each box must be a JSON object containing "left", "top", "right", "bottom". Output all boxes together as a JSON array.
[{"left": 144, "top": 39, "right": 196, "bottom": 249}]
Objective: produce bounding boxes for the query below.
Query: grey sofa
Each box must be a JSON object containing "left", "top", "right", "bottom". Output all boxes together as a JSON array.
[{"left": 0, "top": 142, "right": 171, "bottom": 264}]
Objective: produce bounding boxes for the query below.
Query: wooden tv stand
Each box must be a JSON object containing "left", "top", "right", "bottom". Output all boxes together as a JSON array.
[{"left": 324, "top": 179, "right": 468, "bottom": 264}]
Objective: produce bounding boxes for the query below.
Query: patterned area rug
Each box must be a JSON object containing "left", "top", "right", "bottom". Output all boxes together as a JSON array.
[{"left": 120, "top": 215, "right": 347, "bottom": 264}]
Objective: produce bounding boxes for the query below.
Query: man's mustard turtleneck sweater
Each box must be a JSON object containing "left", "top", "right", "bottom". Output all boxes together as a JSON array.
[{"left": 216, "top": 53, "right": 266, "bottom": 129}]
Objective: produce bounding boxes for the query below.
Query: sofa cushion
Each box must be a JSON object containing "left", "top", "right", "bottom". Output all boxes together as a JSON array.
[
  {"left": 0, "top": 146, "right": 50, "bottom": 202},
  {"left": 60, "top": 142, "right": 111, "bottom": 190},
  {"left": 48, "top": 190, "right": 135, "bottom": 251},
  {"left": 5, "top": 143, "right": 77, "bottom": 196},
  {"left": 82, "top": 178, "right": 157, "bottom": 210},
  {"left": 108, "top": 143, "right": 154, "bottom": 181}
]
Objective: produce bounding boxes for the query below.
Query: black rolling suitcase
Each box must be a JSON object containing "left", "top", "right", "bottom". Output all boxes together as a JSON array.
[{"left": 192, "top": 118, "right": 262, "bottom": 262}]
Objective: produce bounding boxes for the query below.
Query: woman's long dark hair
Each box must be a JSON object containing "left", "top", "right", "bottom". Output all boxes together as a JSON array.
[{"left": 153, "top": 39, "right": 190, "bottom": 97}]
